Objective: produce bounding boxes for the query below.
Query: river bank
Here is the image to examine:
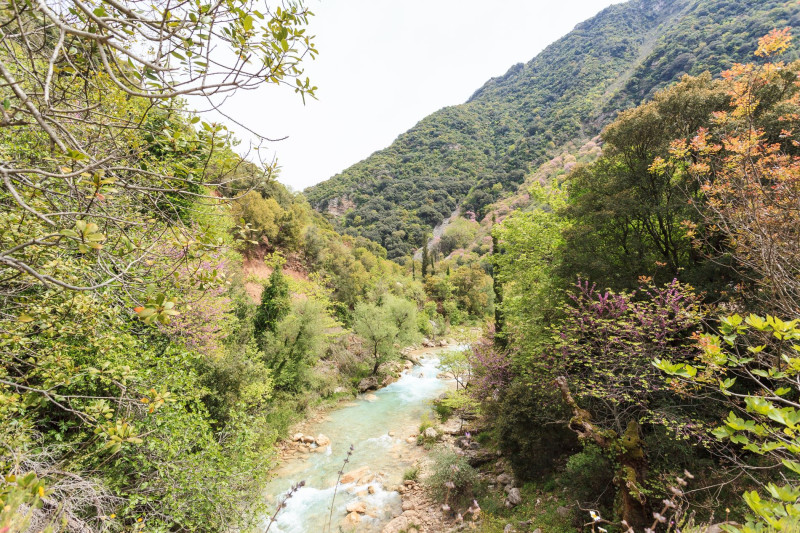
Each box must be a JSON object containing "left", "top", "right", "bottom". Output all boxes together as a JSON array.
[{"left": 263, "top": 345, "right": 465, "bottom": 533}]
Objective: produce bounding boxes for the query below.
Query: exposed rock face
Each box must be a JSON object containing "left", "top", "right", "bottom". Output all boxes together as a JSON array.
[
  {"left": 325, "top": 195, "right": 356, "bottom": 217},
  {"left": 358, "top": 376, "right": 379, "bottom": 392}
]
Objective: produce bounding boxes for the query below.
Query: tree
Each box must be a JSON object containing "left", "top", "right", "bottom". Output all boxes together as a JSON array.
[
  {"left": 491, "top": 216, "right": 506, "bottom": 347},
  {"left": 667, "top": 28, "right": 800, "bottom": 316},
  {"left": 421, "top": 237, "right": 430, "bottom": 279},
  {"left": 657, "top": 314, "right": 800, "bottom": 532},
  {"left": 353, "top": 295, "right": 418, "bottom": 375},
  {"left": 440, "top": 349, "right": 471, "bottom": 391},
  {"left": 0, "top": 0, "right": 317, "bottom": 304},
  {"left": 232, "top": 191, "right": 283, "bottom": 245},
  {"left": 552, "top": 280, "right": 704, "bottom": 528},
  {"left": 494, "top": 186, "right": 568, "bottom": 353},
  {"left": 450, "top": 263, "right": 493, "bottom": 318},
  {"left": 262, "top": 298, "right": 329, "bottom": 392},
  {"left": 561, "top": 73, "right": 729, "bottom": 290},
  {"left": 254, "top": 265, "right": 291, "bottom": 335},
  {"left": 0, "top": 3, "right": 318, "bottom": 527}
]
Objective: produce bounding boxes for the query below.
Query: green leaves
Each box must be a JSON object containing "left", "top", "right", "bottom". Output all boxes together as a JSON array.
[
  {"left": 667, "top": 313, "right": 800, "bottom": 532},
  {"left": 60, "top": 220, "right": 106, "bottom": 253},
  {"left": 654, "top": 358, "right": 697, "bottom": 378},
  {"left": 96, "top": 420, "right": 143, "bottom": 455},
  {"left": 134, "top": 293, "right": 179, "bottom": 325}
]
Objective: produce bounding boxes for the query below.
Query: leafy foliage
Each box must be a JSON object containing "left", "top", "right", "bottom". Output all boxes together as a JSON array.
[
  {"left": 352, "top": 295, "right": 419, "bottom": 374},
  {"left": 658, "top": 314, "right": 800, "bottom": 532}
]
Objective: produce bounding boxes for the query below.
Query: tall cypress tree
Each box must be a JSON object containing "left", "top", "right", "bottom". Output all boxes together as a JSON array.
[
  {"left": 491, "top": 217, "right": 506, "bottom": 348},
  {"left": 421, "top": 239, "right": 429, "bottom": 279},
  {"left": 254, "top": 265, "right": 290, "bottom": 335}
]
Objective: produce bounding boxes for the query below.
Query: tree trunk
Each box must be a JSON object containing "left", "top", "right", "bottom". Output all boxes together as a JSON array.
[
  {"left": 555, "top": 377, "right": 648, "bottom": 529},
  {"left": 372, "top": 345, "right": 380, "bottom": 375}
]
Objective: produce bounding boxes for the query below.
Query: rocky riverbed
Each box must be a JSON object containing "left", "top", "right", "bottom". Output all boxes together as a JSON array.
[{"left": 263, "top": 346, "right": 465, "bottom": 533}]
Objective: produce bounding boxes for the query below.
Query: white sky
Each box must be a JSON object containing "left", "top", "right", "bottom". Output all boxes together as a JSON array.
[{"left": 200, "top": 0, "right": 625, "bottom": 191}]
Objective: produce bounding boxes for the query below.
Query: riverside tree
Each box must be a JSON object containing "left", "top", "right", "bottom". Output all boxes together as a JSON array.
[{"left": 353, "top": 295, "right": 418, "bottom": 375}]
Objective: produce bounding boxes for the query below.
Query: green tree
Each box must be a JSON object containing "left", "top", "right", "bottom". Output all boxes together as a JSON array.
[
  {"left": 353, "top": 296, "right": 418, "bottom": 375},
  {"left": 560, "top": 73, "right": 729, "bottom": 290},
  {"left": 421, "top": 238, "right": 430, "bottom": 279},
  {"left": 254, "top": 266, "right": 291, "bottom": 335},
  {"left": 262, "top": 299, "right": 329, "bottom": 392}
]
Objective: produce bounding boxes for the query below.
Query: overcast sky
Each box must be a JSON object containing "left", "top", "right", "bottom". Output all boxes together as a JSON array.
[{"left": 199, "top": 0, "right": 625, "bottom": 191}]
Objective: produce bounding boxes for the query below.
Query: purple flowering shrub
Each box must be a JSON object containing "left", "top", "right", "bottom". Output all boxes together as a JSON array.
[
  {"left": 551, "top": 278, "right": 705, "bottom": 528},
  {"left": 467, "top": 330, "right": 514, "bottom": 403},
  {"left": 554, "top": 279, "right": 702, "bottom": 421}
]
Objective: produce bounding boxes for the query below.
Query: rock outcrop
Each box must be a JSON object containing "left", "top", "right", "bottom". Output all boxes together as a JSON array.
[{"left": 358, "top": 376, "right": 379, "bottom": 393}]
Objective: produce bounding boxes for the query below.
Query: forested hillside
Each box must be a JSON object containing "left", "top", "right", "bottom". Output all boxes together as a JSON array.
[{"left": 305, "top": 0, "right": 799, "bottom": 259}]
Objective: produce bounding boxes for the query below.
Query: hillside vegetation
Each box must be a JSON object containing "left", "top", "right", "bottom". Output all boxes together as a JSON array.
[{"left": 305, "top": 0, "right": 799, "bottom": 259}]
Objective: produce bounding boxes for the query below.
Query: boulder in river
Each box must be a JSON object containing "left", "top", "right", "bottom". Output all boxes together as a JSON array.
[
  {"left": 358, "top": 376, "right": 379, "bottom": 393},
  {"left": 340, "top": 466, "right": 370, "bottom": 485},
  {"left": 316, "top": 434, "right": 330, "bottom": 447},
  {"left": 300, "top": 435, "right": 315, "bottom": 444},
  {"left": 291, "top": 432, "right": 303, "bottom": 442},
  {"left": 346, "top": 500, "right": 367, "bottom": 514},
  {"left": 344, "top": 511, "right": 361, "bottom": 525}
]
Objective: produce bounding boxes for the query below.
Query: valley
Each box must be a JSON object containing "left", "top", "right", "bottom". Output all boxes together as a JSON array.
[{"left": 2, "top": 1, "right": 800, "bottom": 532}]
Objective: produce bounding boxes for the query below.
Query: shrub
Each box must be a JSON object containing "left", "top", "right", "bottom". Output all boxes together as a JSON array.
[
  {"left": 426, "top": 448, "right": 483, "bottom": 509},
  {"left": 496, "top": 380, "right": 579, "bottom": 480},
  {"left": 559, "top": 445, "right": 614, "bottom": 509}
]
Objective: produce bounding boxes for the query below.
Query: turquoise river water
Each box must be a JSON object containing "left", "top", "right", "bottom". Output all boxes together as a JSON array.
[{"left": 263, "top": 348, "right": 457, "bottom": 533}]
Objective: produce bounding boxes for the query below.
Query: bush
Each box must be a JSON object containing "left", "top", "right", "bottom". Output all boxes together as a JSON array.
[
  {"left": 426, "top": 448, "right": 483, "bottom": 509},
  {"left": 559, "top": 445, "right": 614, "bottom": 509},
  {"left": 496, "top": 380, "right": 579, "bottom": 480},
  {"left": 432, "top": 397, "right": 454, "bottom": 421}
]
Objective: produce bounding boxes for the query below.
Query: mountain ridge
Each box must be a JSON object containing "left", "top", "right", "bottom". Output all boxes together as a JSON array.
[{"left": 305, "top": 0, "right": 799, "bottom": 259}]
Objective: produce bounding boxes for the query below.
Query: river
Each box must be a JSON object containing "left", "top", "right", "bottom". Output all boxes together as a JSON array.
[{"left": 263, "top": 347, "right": 457, "bottom": 533}]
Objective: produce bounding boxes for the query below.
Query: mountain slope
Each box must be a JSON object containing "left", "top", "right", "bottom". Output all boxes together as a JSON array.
[{"left": 305, "top": 0, "right": 799, "bottom": 259}]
